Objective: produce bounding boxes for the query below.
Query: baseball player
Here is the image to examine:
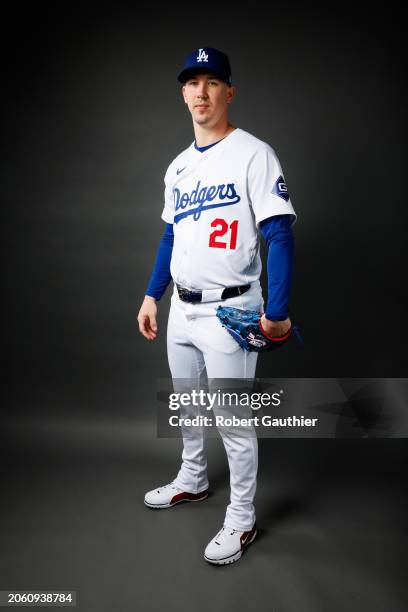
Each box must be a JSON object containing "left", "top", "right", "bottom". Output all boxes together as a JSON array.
[{"left": 137, "top": 47, "right": 297, "bottom": 565}]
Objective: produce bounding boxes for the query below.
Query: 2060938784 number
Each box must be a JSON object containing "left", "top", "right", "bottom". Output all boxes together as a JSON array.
[{"left": 209, "top": 218, "right": 239, "bottom": 249}]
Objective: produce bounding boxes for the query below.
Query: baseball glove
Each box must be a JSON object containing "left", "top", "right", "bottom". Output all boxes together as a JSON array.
[{"left": 216, "top": 306, "right": 303, "bottom": 353}]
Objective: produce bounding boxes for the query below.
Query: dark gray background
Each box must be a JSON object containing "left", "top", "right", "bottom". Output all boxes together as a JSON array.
[{"left": 1, "top": 5, "right": 407, "bottom": 612}]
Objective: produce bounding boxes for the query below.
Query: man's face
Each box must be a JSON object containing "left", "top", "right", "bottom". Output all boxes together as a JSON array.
[{"left": 182, "top": 72, "right": 235, "bottom": 127}]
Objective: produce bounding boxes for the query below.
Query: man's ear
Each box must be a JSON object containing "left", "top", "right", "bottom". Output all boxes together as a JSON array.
[
  {"left": 181, "top": 85, "right": 188, "bottom": 104},
  {"left": 226, "top": 85, "right": 236, "bottom": 105}
]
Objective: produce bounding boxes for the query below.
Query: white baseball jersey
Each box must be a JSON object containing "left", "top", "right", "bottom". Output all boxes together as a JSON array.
[{"left": 161, "top": 127, "right": 296, "bottom": 290}]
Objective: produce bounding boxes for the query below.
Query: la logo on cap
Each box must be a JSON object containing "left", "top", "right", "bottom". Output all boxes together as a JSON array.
[{"left": 197, "top": 49, "right": 209, "bottom": 63}]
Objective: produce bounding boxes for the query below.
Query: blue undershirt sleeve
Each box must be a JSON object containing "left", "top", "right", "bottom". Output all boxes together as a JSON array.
[
  {"left": 259, "top": 214, "right": 295, "bottom": 321},
  {"left": 145, "top": 223, "right": 174, "bottom": 300}
]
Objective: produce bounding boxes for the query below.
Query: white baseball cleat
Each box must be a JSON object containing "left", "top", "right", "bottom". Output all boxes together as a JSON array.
[
  {"left": 204, "top": 523, "right": 257, "bottom": 565},
  {"left": 144, "top": 481, "right": 209, "bottom": 509}
]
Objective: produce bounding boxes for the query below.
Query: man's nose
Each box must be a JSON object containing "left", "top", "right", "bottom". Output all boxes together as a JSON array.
[{"left": 196, "top": 83, "right": 209, "bottom": 97}]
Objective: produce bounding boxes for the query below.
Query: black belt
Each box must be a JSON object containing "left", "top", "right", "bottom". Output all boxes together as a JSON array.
[{"left": 176, "top": 283, "right": 251, "bottom": 304}]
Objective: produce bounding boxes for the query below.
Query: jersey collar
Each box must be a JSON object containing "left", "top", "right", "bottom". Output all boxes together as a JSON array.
[{"left": 190, "top": 127, "right": 240, "bottom": 157}]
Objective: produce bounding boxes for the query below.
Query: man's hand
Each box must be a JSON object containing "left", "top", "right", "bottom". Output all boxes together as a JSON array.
[
  {"left": 137, "top": 296, "right": 158, "bottom": 340},
  {"left": 260, "top": 315, "right": 291, "bottom": 338}
]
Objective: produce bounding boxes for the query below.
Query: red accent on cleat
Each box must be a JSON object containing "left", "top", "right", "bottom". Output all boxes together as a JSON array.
[{"left": 170, "top": 489, "right": 209, "bottom": 505}]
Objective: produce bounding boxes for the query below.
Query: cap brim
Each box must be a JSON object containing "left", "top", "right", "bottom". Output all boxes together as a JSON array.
[{"left": 177, "top": 67, "right": 229, "bottom": 84}]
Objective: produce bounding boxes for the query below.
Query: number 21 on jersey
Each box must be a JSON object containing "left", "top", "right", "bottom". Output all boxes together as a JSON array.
[{"left": 209, "top": 218, "right": 239, "bottom": 250}]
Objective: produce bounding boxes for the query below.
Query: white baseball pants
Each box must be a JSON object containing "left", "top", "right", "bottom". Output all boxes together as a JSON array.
[{"left": 167, "top": 282, "right": 263, "bottom": 530}]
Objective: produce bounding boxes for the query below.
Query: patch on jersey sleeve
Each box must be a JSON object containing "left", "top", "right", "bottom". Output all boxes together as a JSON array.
[{"left": 272, "top": 175, "right": 289, "bottom": 201}]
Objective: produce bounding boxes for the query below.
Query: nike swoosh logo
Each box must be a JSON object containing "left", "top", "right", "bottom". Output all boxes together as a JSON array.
[
  {"left": 240, "top": 529, "right": 254, "bottom": 547},
  {"left": 176, "top": 166, "right": 187, "bottom": 175}
]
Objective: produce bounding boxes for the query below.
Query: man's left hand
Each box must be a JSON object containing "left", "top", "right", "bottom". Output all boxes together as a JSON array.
[{"left": 260, "top": 315, "right": 291, "bottom": 338}]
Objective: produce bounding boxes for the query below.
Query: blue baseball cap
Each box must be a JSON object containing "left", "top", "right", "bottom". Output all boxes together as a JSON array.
[{"left": 177, "top": 47, "right": 232, "bottom": 85}]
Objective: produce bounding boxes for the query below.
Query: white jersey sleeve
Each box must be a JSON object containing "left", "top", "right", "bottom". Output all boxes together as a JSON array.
[
  {"left": 247, "top": 145, "right": 297, "bottom": 226},
  {"left": 161, "top": 166, "right": 175, "bottom": 224}
]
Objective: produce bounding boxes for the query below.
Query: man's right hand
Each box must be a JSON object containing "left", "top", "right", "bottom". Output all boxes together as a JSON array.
[{"left": 137, "top": 296, "right": 158, "bottom": 340}]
